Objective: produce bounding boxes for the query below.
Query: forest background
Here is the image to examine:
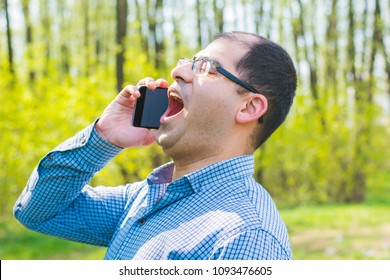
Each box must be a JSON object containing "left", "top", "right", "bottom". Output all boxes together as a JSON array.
[{"left": 1, "top": 0, "right": 389, "bottom": 260}]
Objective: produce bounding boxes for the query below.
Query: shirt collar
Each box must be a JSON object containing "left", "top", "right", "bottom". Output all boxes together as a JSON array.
[
  {"left": 147, "top": 161, "right": 175, "bottom": 185},
  {"left": 147, "top": 154, "right": 254, "bottom": 193}
]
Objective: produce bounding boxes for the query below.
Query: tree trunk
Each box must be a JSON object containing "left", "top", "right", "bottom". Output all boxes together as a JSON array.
[
  {"left": 171, "top": 0, "right": 181, "bottom": 50},
  {"left": 22, "top": 0, "right": 35, "bottom": 82},
  {"left": 196, "top": 0, "right": 202, "bottom": 48},
  {"left": 347, "top": 0, "right": 356, "bottom": 83},
  {"left": 366, "top": 0, "right": 381, "bottom": 104},
  {"left": 213, "top": 0, "right": 224, "bottom": 33},
  {"left": 4, "top": 0, "right": 14, "bottom": 76},
  {"left": 135, "top": 0, "right": 149, "bottom": 61},
  {"left": 349, "top": 0, "right": 383, "bottom": 203},
  {"left": 84, "top": 0, "right": 90, "bottom": 76},
  {"left": 115, "top": 0, "right": 128, "bottom": 92},
  {"left": 58, "top": 0, "right": 70, "bottom": 77},
  {"left": 297, "top": 0, "right": 319, "bottom": 102},
  {"left": 147, "top": 0, "right": 156, "bottom": 66},
  {"left": 41, "top": 0, "right": 51, "bottom": 77},
  {"left": 254, "top": 0, "right": 264, "bottom": 35},
  {"left": 154, "top": 0, "right": 165, "bottom": 69},
  {"left": 324, "top": 0, "right": 339, "bottom": 102},
  {"left": 380, "top": 40, "right": 390, "bottom": 106}
]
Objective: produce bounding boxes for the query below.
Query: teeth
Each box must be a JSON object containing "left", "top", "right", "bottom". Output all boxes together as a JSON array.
[{"left": 169, "top": 92, "right": 182, "bottom": 101}]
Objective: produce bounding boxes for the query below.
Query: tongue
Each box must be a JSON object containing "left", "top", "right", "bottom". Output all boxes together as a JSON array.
[{"left": 167, "top": 98, "right": 184, "bottom": 117}]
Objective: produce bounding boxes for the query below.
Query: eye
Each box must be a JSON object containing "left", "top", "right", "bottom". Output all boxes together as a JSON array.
[
  {"left": 197, "top": 59, "right": 209, "bottom": 75},
  {"left": 208, "top": 64, "right": 218, "bottom": 75}
]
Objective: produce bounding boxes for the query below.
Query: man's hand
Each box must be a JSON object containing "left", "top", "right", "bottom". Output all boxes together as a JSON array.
[{"left": 95, "top": 78, "right": 169, "bottom": 148}]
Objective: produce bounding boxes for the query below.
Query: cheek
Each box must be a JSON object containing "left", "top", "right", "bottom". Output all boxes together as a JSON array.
[
  {"left": 187, "top": 81, "right": 239, "bottom": 128},
  {"left": 189, "top": 96, "right": 235, "bottom": 131}
]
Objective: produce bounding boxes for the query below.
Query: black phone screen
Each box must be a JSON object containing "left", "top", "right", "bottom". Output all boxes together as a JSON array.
[{"left": 132, "top": 86, "right": 168, "bottom": 129}]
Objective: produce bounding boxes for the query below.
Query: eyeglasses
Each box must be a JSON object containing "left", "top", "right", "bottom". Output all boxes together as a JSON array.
[
  {"left": 177, "top": 57, "right": 258, "bottom": 94},
  {"left": 177, "top": 57, "right": 264, "bottom": 123}
]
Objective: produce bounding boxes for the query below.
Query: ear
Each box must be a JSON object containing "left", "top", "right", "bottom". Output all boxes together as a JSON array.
[{"left": 235, "top": 94, "right": 267, "bottom": 124}]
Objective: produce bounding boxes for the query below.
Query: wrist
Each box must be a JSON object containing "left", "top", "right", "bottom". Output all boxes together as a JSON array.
[
  {"left": 94, "top": 119, "right": 124, "bottom": 149},
  {"left": 95, "top": 119, "right": 108, "bottom": 141}
]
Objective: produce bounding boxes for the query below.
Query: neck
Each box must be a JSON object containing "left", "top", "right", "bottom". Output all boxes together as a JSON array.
[
  {"left": 171, "top": 150, "right": 249, "bottom": 181},
  {"left": 166, "top": 128, "right": 255, "bottom": 181}
]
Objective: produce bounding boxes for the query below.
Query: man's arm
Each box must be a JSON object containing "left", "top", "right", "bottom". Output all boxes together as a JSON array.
[
  {"left": 13, "top": 123, "right": 126, "bottom": 246},
  {"left": 14, "top": 78, "right": 169, "bottom": 246},
  {"left": 210, "top": 228, "right": 292, "bottom": 260}
]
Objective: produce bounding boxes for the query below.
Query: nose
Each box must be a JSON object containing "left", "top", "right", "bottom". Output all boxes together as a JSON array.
[{"left": 171, "top": 60, "right": 193, "bottom": 83}]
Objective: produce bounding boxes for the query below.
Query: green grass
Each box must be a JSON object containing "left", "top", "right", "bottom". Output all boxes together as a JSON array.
[
  {"left": 0, "top": 222, "right": 106, "bottom": 260},
  {"left": 280, "top": 204, "right": 390, "bottom": 259},
  {"left": 3, "top": 204, "right": 389, "bottom": 260},
  {"left": 280, "top": 170, "right": 390, "bottom": 260},
  {"left": 2, "top": 171, "right": 389, "bottom": 260}
]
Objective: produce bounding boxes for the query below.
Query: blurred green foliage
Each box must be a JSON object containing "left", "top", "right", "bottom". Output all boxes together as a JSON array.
[
  {"left": 1, "top": 60, "right": 390, "bottom": 218},
  {"left": 259, "top": 98, "right": 389, "bottom": 207},
  {"left": 1, "top": 0, "right": 389, "bottom": 260}
]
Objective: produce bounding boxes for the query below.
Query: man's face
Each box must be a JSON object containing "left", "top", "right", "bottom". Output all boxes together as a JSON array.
[{"left": 155, "top": 38, "right": 249, "bottom": 163}]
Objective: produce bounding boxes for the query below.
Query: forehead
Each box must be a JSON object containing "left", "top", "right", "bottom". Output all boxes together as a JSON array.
[{"left": 194, "top": 38, "right": 249, "bottom": 70}]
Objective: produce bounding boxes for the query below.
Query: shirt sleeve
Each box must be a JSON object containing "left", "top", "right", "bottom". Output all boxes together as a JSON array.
[
  {"left": 210, "top": 228, "right": 292, "bottom": 260},
  {"left": 13, "top": 122, "right": 126, "bottom": 247}
]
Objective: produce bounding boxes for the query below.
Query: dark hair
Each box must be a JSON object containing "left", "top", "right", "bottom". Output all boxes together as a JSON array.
[{"left": 214, "top": 32, "right": 297, "bottom": 149}]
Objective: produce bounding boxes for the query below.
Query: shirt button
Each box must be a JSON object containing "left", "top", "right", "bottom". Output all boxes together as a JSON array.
[
  {"left": 81, "top": 136, "right": 87, "bottom": 144},
  {"left": 138, "top": 218, "right": 146, "bottom": 225}
]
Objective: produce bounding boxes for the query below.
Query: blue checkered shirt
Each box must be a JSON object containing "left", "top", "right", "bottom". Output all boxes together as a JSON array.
[{"left": 14, "top": 123, "right": 292, "bottom": 260}]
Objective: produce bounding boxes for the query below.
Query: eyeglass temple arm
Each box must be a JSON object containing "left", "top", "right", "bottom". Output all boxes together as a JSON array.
[
  {"left": 216, "top": 66, "right": 258, "bottom": 93},
  {"left": 216, "top": 66, "right": 264, "bottom": 124}
]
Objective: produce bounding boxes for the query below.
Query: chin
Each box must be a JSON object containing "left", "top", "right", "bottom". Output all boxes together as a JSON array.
[{"left": 155, "top": 130, "right": 171, "bottom": 148}]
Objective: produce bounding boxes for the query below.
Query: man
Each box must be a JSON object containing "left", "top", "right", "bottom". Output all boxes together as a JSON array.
[{"left": 14, "top": 31, "right": 297, "bottom": 260}]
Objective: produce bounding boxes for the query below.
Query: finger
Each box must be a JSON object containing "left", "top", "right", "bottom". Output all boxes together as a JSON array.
[
  {"left": 143, "top": 130, "right": 157, "bottom": 146},
  {"left": 155, "top": 78, "right": 169, "bottom": 88},
  {"left": 120, "top": 85, "right": 141, "bottom": 98},
  {"left": 137, "top": 77, "right": 157, "bottom": 90}
]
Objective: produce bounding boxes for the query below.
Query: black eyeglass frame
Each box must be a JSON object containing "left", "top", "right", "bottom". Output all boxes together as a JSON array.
[
  {"left": 216, "top": 66, "right": 258, "bottom": 94},
  {"left": 178, "top": 57, "right": 264, "bottom": 124},
  {"left": 179, "top": 57, "right": 258, "bottom": 93}
]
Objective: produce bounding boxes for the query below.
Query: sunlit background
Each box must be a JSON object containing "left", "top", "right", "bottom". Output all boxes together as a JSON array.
[{"left": 1, "top": 0, "right": 389, "bottom": 259}]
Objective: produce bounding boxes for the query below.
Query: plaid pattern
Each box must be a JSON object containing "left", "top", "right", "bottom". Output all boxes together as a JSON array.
[{"left": 14, "top": 123, "right": 292, "bottom": 260}]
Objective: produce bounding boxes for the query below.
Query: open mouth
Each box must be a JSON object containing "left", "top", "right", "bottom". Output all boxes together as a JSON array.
[{"left": 161, "top": 90, "right": 184, "bottom": 121}]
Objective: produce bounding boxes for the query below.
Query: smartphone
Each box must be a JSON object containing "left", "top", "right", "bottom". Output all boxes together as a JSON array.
[{"left": 132, "top": 86, "right": 168, "bottom": 129}]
